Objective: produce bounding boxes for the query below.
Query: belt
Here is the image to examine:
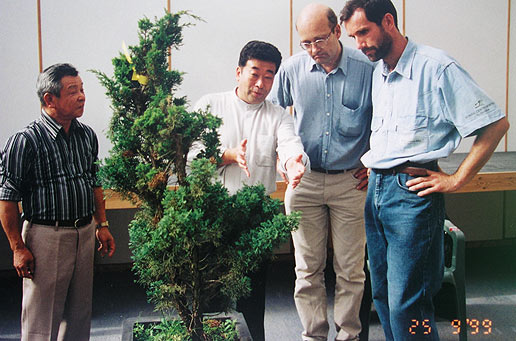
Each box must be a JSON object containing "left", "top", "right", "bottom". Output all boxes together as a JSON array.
[
  {"left": 311, "top": 167, "right": 353, "bottom": 174},
  {"left": 372, "top": 161, "right": 438, "bottom": 176},
  {"left": 27, "top": 215, "right": 92, "bottom": 228}
]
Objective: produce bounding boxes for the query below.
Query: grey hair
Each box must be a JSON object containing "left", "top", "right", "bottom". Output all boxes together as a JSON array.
[{"left": 37, "top": 63, "right": 79, "bottom": 105}]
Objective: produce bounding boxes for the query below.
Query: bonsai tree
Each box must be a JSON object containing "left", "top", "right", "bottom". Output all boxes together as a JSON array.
[{"left": 93, "top": 11, "right": 299, "bottom": 340}]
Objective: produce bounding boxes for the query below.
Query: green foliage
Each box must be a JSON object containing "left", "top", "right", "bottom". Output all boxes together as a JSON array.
[
  {"left": 133, "top": 318, "right": 238, "bottom": 341},
  {"left": 130, "top": 160, "right": 299, "bottom": 316},
  {"left": 92, "top": 11, "right": 221, "bottom": 218},
  {"left": 94, "top": 10, "right": 299, "bottom": 341}
]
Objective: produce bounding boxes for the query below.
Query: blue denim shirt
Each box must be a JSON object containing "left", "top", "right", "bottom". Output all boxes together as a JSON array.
[
  {"left": 270, "top": 46, "right": 373, "bottom": 170},
  {"left": 362, "top": 39, "right": 506, "bottom": 169}
]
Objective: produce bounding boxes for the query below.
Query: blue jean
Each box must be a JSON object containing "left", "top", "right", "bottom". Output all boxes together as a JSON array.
[{"left": 365, "top": 170, "right": 444, "bottom": 341}]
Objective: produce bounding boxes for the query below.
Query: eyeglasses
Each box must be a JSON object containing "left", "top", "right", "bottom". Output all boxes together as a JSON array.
[{"left": 299, "top": 31, "right": 333, "bottom": 50}]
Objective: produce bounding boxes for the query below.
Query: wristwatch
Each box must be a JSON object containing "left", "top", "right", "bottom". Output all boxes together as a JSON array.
[{"left": 96, "top": 221, "right": 109, "bottom": 229}]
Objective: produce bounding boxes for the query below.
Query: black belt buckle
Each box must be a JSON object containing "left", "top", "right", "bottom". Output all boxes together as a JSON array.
[
  {"left": 312, "top": 167, "right": 346, "bottom": 174},
  {"left": 28, "top": 215, "right": 91, "bottom": 228},
  {"left": 73, "top": 216, "right": 91, "bottom": 228}
]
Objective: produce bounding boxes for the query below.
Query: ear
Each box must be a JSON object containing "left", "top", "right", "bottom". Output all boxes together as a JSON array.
[
  {"left": 334, "top": 23, "right": 342, "bottom": 39},
  {"left": 382, "top": 13, "right": 395, "bottom": 31},
  {"left": 42, "top": 93, "right": 55, "bottom": 108},
  {"left": 236, "top": 66, "right": 242, "bottom": 82}
]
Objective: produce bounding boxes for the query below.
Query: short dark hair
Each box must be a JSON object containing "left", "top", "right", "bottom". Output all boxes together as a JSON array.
[
  {"left": 340, "top": 0, "right": 398, "bottom": 30},
  {"left": 37, "top": 63, "right": 79, "bottom": 105},
  {"left": 238, "top": 41, "right": 282, "bottom": 74}
]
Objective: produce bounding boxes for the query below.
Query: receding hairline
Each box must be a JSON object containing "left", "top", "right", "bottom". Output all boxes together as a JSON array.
[{"left": 296, "top": 3, "right": 336, "bottom": 31}]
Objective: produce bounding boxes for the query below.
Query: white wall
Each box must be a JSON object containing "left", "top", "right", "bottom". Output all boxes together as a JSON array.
[
  {"left": 0, "top": 0, "right": 513, "bottom": 159},
  {"left": 0, "top": 0, "right": 166, "bottom": 159},
  {"left": 169, "top": 0, "right": 291, "bottom": 104},
  {"left": 509, "top": 0, "right": 516, "bottom": 152},
  {"left": 405, "top": 0, "right": 509, "bottom": 153},
  {"left": 0, "top": 1, "right": 40, "bottom": 151}
]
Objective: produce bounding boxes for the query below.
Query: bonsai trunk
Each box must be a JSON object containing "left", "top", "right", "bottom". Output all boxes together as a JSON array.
[
  {"left": 188, "top": 314, "right": 205, "bottom": 341},
  {"left": 175, "top": 247, "right": 207, "bottom": 340},
  {"left": 175, "top": 297, "right": 206, "bottom": 340},
  {"left": 175, "top": 135, "right": 187, "bottom": 186}
]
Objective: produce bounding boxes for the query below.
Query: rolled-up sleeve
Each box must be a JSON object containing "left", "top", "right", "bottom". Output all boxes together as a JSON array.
[
  {"left": 269, "top": 66, "right": 293, "bottom": 109},
  {"left": 0, "top": 133, "right": 32, "bottom": 202}
]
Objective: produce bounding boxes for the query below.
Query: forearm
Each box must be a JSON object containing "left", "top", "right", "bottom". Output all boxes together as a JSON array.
[
  {"left": 92, "top": 187, "right": 116, "bottom": 256},
  {"left": 220, "top": 149, "right": 236, "bottom": 166},
  {"left": 453, "top": 117, "right": 509, "bottom": 189},
  {"left": 0, "top": 200, "right": 24, "bottom": 251},
  {"left": 93, "top": 187, "right": 107, "bottom": 224}
]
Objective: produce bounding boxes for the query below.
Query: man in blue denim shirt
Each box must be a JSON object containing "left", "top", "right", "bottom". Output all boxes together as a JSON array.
[
  {"left": 270, "top": 3, "right": 374, "bottom": 340},
  {"left": 342, "top": 0, "right": 509, "bottom": 340}
]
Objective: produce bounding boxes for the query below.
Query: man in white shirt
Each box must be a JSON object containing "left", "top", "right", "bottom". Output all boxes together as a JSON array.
[{"left": 194, "top": 40, "right": 309, "bottom": 340}]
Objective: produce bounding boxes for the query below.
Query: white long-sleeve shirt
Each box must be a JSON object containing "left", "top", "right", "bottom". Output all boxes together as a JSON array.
[{"left": 194, "top": 89, "right": 309, "bottom": 195}]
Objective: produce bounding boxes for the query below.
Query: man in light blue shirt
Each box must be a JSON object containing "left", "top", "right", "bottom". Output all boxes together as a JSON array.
[
  {"left": 342, "top": 0, "right": 509, "bottom": 340},
  {"left": 270, "top": 3, "right": 374, "bottom": 340}
]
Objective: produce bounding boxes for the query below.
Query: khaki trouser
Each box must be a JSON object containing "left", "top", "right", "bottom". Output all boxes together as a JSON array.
[
  {"left": 285, "top": 170, "right": 366, "bottom": 341},
  {"left": 21, "top": 220, "right": 95, "bottom": 341}
]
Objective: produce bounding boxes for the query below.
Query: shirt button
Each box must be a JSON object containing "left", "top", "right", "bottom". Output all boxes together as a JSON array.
[
  {"left": 326, "top": 112, "right": 330, "bottom": 116},
  {"left": 325, "top": 131, "right": 329, "bottom": 135},
  {"left": 327, "top": 94, "right": 330, "bottom": 98},
  {"left": 324, "top": 150, "right": 328, "bottom": 154}
]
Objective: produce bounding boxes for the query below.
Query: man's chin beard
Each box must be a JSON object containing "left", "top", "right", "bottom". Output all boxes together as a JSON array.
[{"left": 362, "top": 48, "right": 378, "bottom": 61}]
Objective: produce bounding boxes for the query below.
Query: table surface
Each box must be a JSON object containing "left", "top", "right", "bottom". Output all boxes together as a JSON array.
[
  {"left": 439, "top": 151, "right": 516, "bottom": 173},
  {"left": 437, "top": 152, "right": 516, "bottom": 194},
  {"left": 105, "top": 152, "right": 516, "bottom": 209}
]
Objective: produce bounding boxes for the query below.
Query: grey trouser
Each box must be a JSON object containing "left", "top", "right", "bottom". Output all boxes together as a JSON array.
[{"left": 21, "top": 220, "right": 95, "bottom": 341}]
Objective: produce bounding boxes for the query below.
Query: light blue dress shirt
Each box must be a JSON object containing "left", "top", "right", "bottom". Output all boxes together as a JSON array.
[
  {"left": 270, "top": 46, "right": 374, "bottom": 170},
  {"left": 362, "top": 39, "right": 506, "bottom": 169}
]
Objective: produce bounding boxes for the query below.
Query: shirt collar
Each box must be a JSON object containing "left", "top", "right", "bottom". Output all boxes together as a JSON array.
[
  {"left": 382, "top": 38, "right": 415, "bottom": 79},
  {"left": 40, "top": 109, "right": 82, "bottom": 140},
  {"left": 233, "top": 87, "right": 265, "bottom": 111},
  {"left": 308, "top": 42, "right": 347, "bottom": 76}
]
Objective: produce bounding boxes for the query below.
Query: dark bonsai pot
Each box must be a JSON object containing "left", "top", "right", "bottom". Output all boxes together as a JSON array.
[{"left": 121, "top": 311, "right": 252, "bottom": 341}]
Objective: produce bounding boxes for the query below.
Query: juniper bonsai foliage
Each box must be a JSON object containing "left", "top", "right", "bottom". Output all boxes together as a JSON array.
[
  {"left": 94, "top": 11, "right": 299, "bottom": 340},
  {"left": 92, "top": 11, "right": 221, "bottom": 224}
]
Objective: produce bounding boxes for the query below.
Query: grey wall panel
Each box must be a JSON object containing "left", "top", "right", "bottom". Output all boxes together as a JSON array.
[
  {"left": 94, "top": 209, "right": 137, "bottom": 265},
  {"left": 445, "top": 192, "right": 505, "bottom": 241},
  {"left": 504, "top": 191, "right": 516, "bottom": 238}
]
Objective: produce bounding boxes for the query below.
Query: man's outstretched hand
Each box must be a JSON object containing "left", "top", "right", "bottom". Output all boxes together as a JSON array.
[{"left": 222, "top": 138, "right": 250, "bottom": 177}]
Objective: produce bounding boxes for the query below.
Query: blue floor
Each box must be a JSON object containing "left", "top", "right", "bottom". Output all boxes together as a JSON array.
[{"left": 0, "top": 244, "right": 515, "bottom": 340}]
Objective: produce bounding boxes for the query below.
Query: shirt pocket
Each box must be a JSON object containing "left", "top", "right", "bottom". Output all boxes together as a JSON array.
[
  {"left": 254, "top": 134, "right": 276, "bottom": 167},
  {"left": 341, "top": 59, "right": 370, "bottom": 110},
  {"left": 394, "top": 113, "right": 429, "bottom": 154},
  {"left": 369, "top": 114, "right": 385, "bottom": 152},
  {"left": 338, "top": 76, "right": 370, "bottom": 137},
  {"left": 336, "top": 105, "right": 367, "bottom": 137}
]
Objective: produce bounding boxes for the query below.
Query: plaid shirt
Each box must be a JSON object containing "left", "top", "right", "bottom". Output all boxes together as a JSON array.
[{"left": 0, "top": 111, "right": 100, "bottom": 220}]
